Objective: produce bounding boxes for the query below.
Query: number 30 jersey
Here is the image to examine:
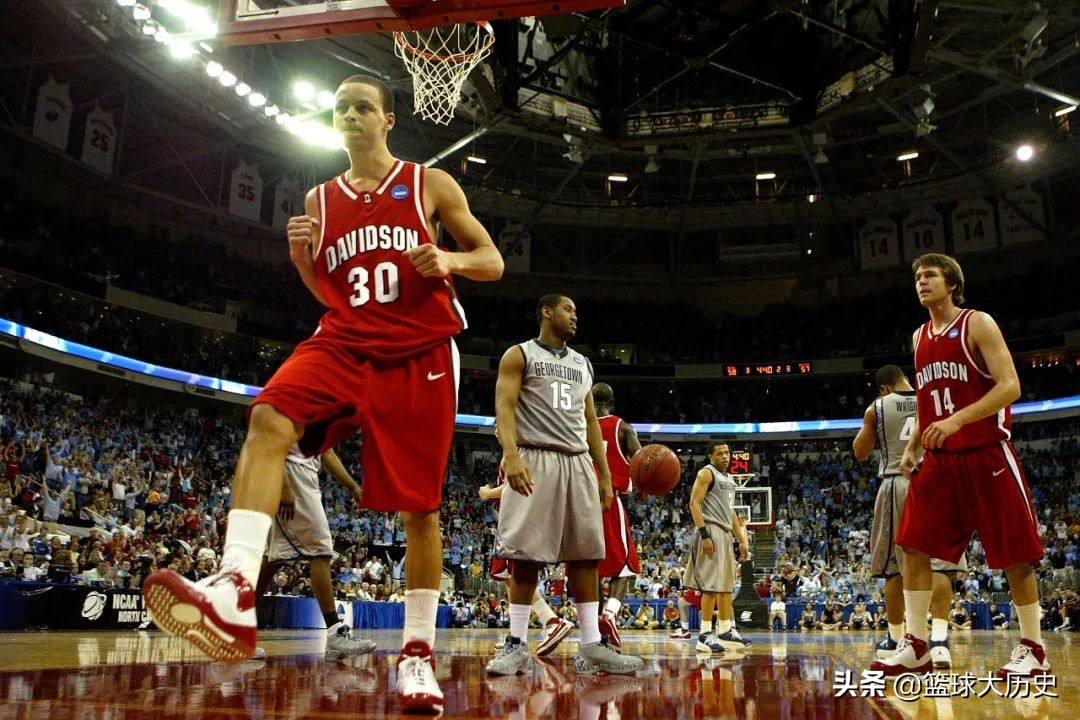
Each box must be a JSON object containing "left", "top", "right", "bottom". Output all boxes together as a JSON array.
[
  {"left": 913, "top": 308, "right": 1011, "bottom": 451},
  {"left": 313, "top": 160, "right": 466, "bottom": 360}
]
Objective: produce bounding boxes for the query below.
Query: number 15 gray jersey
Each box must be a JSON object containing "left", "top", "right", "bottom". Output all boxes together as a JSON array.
[
  {"left": 874, "top": 390, "right": 918, "bottom": 477},
  {"left": 513, "top": 340, "right": 595, "bottom": 454}
]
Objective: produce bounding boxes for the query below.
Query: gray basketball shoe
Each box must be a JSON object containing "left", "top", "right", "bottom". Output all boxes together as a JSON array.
[
  {"left": 486, "top": 638, "right": 534, "bottom": 676},
  {"left": 574, "top": 642, "right": 645, "bottom": 675},
  {"left": 325, "top": 625, "right": 377, "bottom": 659}
]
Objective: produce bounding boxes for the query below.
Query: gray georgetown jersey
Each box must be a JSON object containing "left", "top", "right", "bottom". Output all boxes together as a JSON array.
[
  {"left": 699, "top": 464, "right": 737, "bottom": 532},
  {"left": 514, "top": 339, "right": 595, "bottom": 454},
  {"left": 874, "top": 390, "right": 917, "bottom": 477}
]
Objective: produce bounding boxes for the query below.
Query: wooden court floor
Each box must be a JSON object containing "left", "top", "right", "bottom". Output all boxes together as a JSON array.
[{"left": 0, "top": 628, "right": 1074, "bottom": 718}]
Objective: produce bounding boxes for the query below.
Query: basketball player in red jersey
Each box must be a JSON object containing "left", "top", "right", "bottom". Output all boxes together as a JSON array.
[
  {"left": 591, "top": 382, "right": 642, "bottom": 650},
  {"left": 142, "top": 75, "right": 503, "bottom": 713},
  {"left": 872, "top": 253, "right": 1049, "bottom": 678}
]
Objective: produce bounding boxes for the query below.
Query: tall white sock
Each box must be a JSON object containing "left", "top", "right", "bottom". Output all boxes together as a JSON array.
[
  {"left": 605, "top": 597, "right": 622, "bottom": 615},
  {"left": 578, "top": 601, "right": 600, "bottom": 645},
  {"left": 1015, "top": 602, "right": 1043, "bottom": 646},
  {"left": 531, "top": 596, "right": 557, "bottom": 625},
  {"left": 903, "top": 590, "right": 931, "bottom": 642},
  {"left": 220, "top": 509, "right": 272, "bottom": 587},
  {"left": 889, "top": 622, "right": 905, "bottom": 643},
  {"left": 931, "top": 618, "right": 949, "bottom": 642},
  {"left": 509, "top": 604, "right": 531, "bottom": 642},
  {"left": 403, "top": 589, "right": 439, "bottom": 649},
  {"left": 717, "top": 618, "right": 732, "bottom": 634}
]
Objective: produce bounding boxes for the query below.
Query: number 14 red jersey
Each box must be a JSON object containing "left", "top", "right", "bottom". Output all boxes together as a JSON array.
[
  {"left": 913, "top": 308, "right": 1011, "bottom": 451},
  {"left": 598, "top": 414, "right": 632, "bottom": 492},
  {"left": 313, "top": 160, "right": 466, "bottom": 360}
]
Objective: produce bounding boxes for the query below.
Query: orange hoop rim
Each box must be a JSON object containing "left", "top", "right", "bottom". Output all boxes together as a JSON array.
[{"left": 393, "top": 20, "right": 494, "bottom": 64}]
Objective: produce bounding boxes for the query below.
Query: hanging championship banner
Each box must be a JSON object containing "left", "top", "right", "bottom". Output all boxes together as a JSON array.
[
  {"left": 272, "top": 177, "right": 304, "bottom": 230},
  {"left": 999, "top": 185, "right": 1047, "bottom": 246},
  {"left": 32, "top": 76, "right": 72, "bottom": 151},
  {"left": 81, "top": 106, "right": 117, "bottom": 175},
  {"left": 950, "top": 197, "right": 999, "bottom": 254},
  {"left": 228, "top": 161, "right": 263, "bottom": 222},
  {"left": 497, "top": 221, "right": 532, "bottom": 274},
  {"left": 902, "top": 206, "right": 944, "bottom": 261},
  {"left": 858, "top": 217, "right": 900, "bottom": 270}
]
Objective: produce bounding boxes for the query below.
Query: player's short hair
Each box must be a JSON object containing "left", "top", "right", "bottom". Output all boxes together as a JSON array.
[
  {"left": 338, "top": 75, "right": 394, "bottom": 113},
  {"left": 592, "top": 382, "right": 614, "bottom": 406},
  {"left": 912, "top": 253, "right": 965, "bottom": 305},
  {"left": 707, "top": 441, "right": 729, "bottom": 455},
  {"left": 874, "top": 364, "right": 907, "bottom": 389},
  {"left": 536, "top": 294, "right": 565, "bottom": 325}
]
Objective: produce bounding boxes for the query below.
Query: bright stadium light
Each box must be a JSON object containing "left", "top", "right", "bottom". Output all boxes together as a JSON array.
[
  {"left": 264, "top": 104, "right": 279, "bottom": 117},
  {"left": 607, "top": 173, "right": 628, "bottom": 182},
  {"left": 317, "top": 90, "right": 336, "bottom": 109},
  {"left": 1015, "top": 144, "right": 1035, "bottom": 162},
  {"left": 248, "top": 92, "right": 266, "bottom": 108},
  {"left": 294, "top": 81, "right": 316, "bottom": 102},
  {"left": 235, "top": 82, "right": 252, "bottom": 97},
  {"left": 205, "top": 60, "right": 223, "bottom": 78},
  {"left": 219, "top": 70, "right": 237, "bottom": 88},
  {"left": 132, "top": 4, "right": 150, "bottom": 21},
  {"left": 116, "top": 0, "right": 136, "bottom": 7},
  {"left": 755, "top": 172, "right": 776, "bottom": 181},
  {"left": 897, "top": 150, "right": 919, "bottom": 162}
]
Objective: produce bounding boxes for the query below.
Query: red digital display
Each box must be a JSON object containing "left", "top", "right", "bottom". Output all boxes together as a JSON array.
[
  {"left": 723, "top": 362, "right": 812, "bottom": 377},
  {"left": 729, "top": 450, "right": 751, "bottom": 475}
]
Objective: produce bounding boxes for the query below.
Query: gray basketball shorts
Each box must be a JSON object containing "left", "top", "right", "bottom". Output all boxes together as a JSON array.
[
  {"left": 682, "top": 527, "right": 735, "bottom": 593},
  {"left": 870, "top": 475, "right": 967, "bottom": 578},
  {"left": 495, "top": 447, "right": 605, "bottom": 564},
  {"left": 266, "top": 459, "right": 334, "bottom": 563}
]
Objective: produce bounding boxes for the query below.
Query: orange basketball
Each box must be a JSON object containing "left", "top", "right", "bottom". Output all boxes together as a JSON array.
[{"left": 629, "top": 444, "right": 681, "bottom": 496}]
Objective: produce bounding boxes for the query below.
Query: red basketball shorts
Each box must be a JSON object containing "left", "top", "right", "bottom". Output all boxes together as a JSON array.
[
  {"left": 489, "top": 557, "right": 513, "bottom": 582},
  {"left": 598, "top": 493, "right": 641, "bottom": 579},
  {"left": 896, "top": 441, "right": 1044, "bottom": 569},
  {"left": 251, "top": 334, "right": 458, "bottom": 513}
]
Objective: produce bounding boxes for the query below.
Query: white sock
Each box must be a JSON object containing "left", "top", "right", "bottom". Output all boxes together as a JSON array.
[
  {"left": 931, "top": 618, "right": 949, "bottom": 642},
  {"left": 403, "top": 589, "right": 439, "bottom": 650},
  {"left": 1015, "top": 602, "right": 1043, "bottom": 646},
  {"left": 532, "top": 596, "right": 557, "bottom": 625},
  {"left": 220, "top": 509, "right": 271, "bottom": 586},
  {"left": 605, "top": 597, "right": 622, "bottom": 615},
  {"left": 889, "top": 622, "right": 905, "bottom": 643},
  {"left": 717, "top": 618, "right": 732, "bottom": 634},
  {"left": 578, "top": 601, "right": 600, "bottom": 645},
  {"left": 903, "top": 590, "right": 931, "bottom": 642},
  {"left": 327, "top": 621, "right": 345, "bottom": 635},
  {"left": 509, "top": 604, "right": 531, "bottom": 642}
]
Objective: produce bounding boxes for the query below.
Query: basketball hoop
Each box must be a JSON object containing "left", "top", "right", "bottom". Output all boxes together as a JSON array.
[
  {"left": 731, "top": 473, "right": 757, "bottom": 488},
  {"left": 393, "top": 21, "right": 494, "bottom": 125}
]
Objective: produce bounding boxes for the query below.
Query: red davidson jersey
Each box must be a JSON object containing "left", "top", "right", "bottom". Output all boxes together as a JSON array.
[
  {"left": 913, "top": 308, "right": 1011, "bottom": 451},
  {"left": 598, "top": 414, "right": 632, "bottom": 492},
  {"left": 313, "top": 160, "right": 466, "bottom": 359}
]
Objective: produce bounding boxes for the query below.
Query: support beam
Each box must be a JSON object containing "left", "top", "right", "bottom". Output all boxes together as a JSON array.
[
  {"left": 929, "top": 47, "right": 1080, "bottom": 107},
  {"left": 424, "top": 120, "right": 503, "bottom": 167}
]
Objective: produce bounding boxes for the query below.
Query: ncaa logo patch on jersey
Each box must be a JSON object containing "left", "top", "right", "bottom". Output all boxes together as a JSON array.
[
  {"left": 390, "top": 184, "right": 409, "bottom": 200},
  {"left": 573, "top": 355, "right": 583, "bottom": 364},
  {"left": 947, "top": 328, "right": 960, "bottom": 339}
]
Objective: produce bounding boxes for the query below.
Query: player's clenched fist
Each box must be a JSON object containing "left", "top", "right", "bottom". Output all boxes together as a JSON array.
[
  {"left": 287, "top": 215, "right": 320, "bottom": 265},
  {"left": 405, "top": 243, "right": 453, "bottom": 278}
]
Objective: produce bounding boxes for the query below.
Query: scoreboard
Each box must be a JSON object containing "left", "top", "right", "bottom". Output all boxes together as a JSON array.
[{"left": 729, "top": 449, "right": 752, "bottom": 475}]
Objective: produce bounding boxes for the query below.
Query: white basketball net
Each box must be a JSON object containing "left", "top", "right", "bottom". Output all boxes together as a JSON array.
[{"left": 393, "top": 21, "right": 494, "bottom": 125}]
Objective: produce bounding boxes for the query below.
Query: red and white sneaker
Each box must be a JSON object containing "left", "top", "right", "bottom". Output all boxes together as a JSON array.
[
  {"left": 669, "top": 627, "right": 692, "bottom": 640},
  {"left": 397, "top": 641, "right": 443, "bottom": 714},
  {"left": 142, "top": 569, "right": 256, "bottom": 663},
  {"left": 997, "top": 639, "right": 1051, "bottom": 678},
  {"left": 869, "top": 634, "right": 932, "bottom": 676},
  {"left": 599, "top": 610, "right": 622, "bottom": 650},
  {"left": 536, "top": 617, "right": 575, "bottom": 657}
]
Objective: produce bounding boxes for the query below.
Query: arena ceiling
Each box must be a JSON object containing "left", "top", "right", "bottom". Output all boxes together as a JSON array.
[{"left": 2, "top": 1, "right": 1080, "bottom": 253}]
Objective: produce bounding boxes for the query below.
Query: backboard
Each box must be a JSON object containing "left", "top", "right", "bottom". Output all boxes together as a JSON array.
[
  {"left": 219, "top": 1, "right": 626, "bottom": 45},
  {"left": 732, "top": 484, "right": 773, "bottom": 529}
]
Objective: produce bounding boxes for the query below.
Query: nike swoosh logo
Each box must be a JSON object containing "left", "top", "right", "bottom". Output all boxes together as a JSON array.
[
  {"left": 993, "top": 469, "right": 1006, "bottom": 477},
  {"left": 427, "top": 372, "right": 446, "bottom": 381}
]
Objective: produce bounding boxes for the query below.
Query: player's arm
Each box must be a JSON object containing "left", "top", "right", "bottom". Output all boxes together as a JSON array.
[
  {"left": 620, "top": 420, "right": 642, "bottom": 460},
  {"left": 478, "top": 484, "right": 505, "bottom": 502},
  {"left": 287, "top": 188, "right": 330, "bottom": 307},
  {"left": 495, "top": 346, "right": 531, "bottom": 496},
  {"left": 922, "top": 311, "right": 1021, "bottom": 449},
  {"left": 321, "top": 448, "right": 362, "bottom": 499},
  {"left": 852, "top": 403, "right": 877, "bottom": 461},
  {"left": 689, "top": 468, "right": 715, "bottom": 556},
  {"left": 585, "top": 391, "right": 613, "bottom": 511},
  {"left": 409, "top": 169, "right": 503, "bottom": 281},
  {"left": 733, "top": 514, "right": 751, "bottom": 562}
]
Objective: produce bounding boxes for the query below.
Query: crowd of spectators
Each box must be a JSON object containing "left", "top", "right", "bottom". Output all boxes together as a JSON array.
[{"left": 2, "top": 376, "right": 1077, "bottom": 634}]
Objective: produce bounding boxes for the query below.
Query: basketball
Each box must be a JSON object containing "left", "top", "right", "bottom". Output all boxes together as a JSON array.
[{"left": 629, "top": 444, "right": 681, "bottom": 495}]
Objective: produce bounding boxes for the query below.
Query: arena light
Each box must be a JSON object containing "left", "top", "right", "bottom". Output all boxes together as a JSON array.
[
  {"left": 264, "top": 104, "right": 279, "bottom": 117},
  {"left": 607, "top": 173, "right": 629, "bottom": 182},
  {"left": 247, "top": 92, "right": 266, "bottom": 108},
  {"left": 184, "top": 7, "right": 218, "bottom": 36},
  {"left": 218, "top": 70, "right": 237, "bottom": 88},
  {"left": 132, "top": 4, "right": 150, "bottom": 21},
  {"left": 116, "top": 0, "right": 136, "bottom": 7},
  {"left": 755, "top": 172, "right": 776, "bottom": 180},
  {"left": 807, "top": 194, "right": 817, "bottom": 203},
  {"left": 1015, "top": 144, "right": 1035, "bottom": 162},
  {"left": 235, "top": 82, "right": 252, "bottom": 98},
  {"left": 294, "top": 81, "right": 316, "bottom": 103},
  {"left": 896, "top": 150, "right": 919, "bottom": 162},
  {"left": 141, "top": 21, "right": 156, "bottom": 35},
  {"left": 199, "top": 41, "right": 214, "bottom": 53},
  {"left": 276, "top": 112, "right": 291, "bottom": 126},
  {"left": 169, "top": 41, "right": 195, "bottom": 60},
  {"left": 1054, "top": 105, "right": 1077, "bottom": 117},
  {"left": 205, "top": 60, "right": 223, "bottom": 78},
  {"left": 317, "top": 90, "right": 336, "bottom": 110},
  {"left": 154, "top": 27, "right": 171, "bottom": 44},
  {"left": 466, "top": 156, "right": 487, "bottom": 164}
]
